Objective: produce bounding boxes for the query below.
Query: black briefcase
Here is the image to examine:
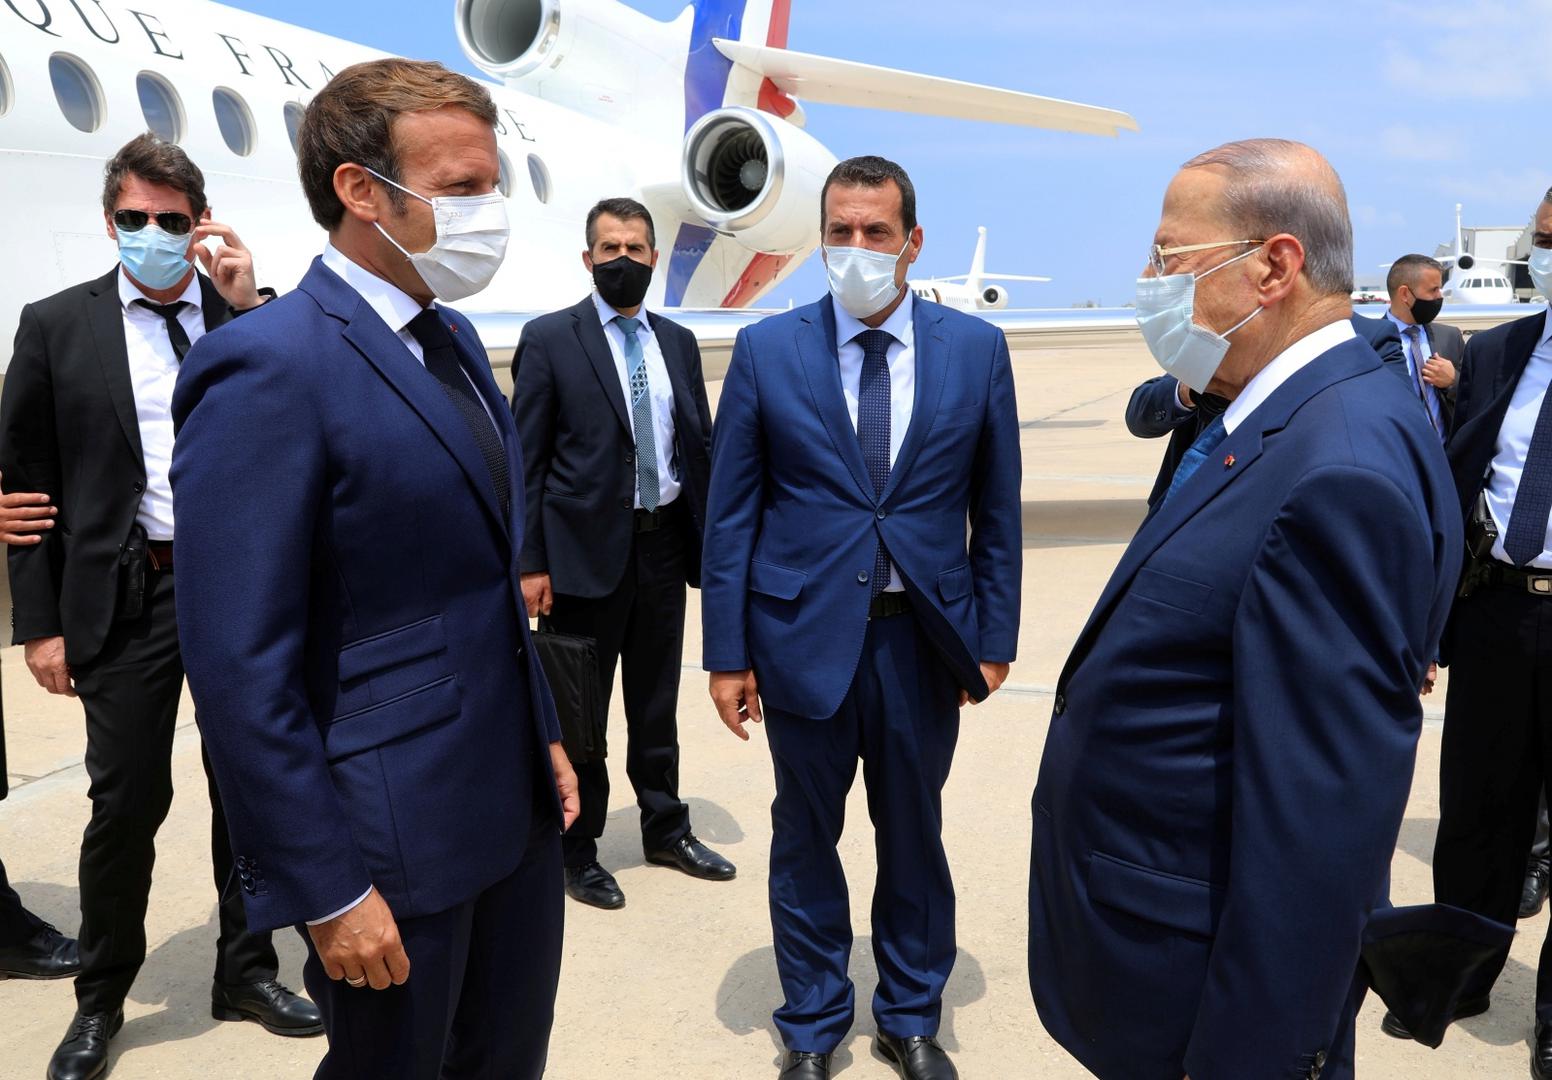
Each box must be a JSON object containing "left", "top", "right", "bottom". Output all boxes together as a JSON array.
[{"left": 533, "top": 628, "right": 608, "bottom": 765}]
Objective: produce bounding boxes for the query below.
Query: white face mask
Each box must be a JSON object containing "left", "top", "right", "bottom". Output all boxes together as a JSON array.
[
  {"left": 1530, "top": 246, "right": 1552, "bottom": 299},
  {"left": 824, "top": 240, "right": 909, "bottom": 320},
  {"left": 1135, "top": 246, "right": 1263, "bottom": 393},
  {"left": 365, "top": 167, "right": 510, "bottom": 302}
]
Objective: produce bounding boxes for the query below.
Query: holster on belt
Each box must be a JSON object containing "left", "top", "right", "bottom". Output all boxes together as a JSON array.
[
  {"left": 117, "top": 523, "right": 148, "bottom": 622},
  {"left": 1457, "top": 493, "right": 1500, "bottom": 599}
]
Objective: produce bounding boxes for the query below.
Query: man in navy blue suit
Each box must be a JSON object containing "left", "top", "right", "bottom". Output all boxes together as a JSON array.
[
  {"left": 171, "top": 60, "right": 577, "bottom": 1079},
  {"left": 1030, "top": 140, "right": 1462, "bottom": 1080},
  {"left": 702, "top": 157, "right": 1022, "bottom": 1080}
]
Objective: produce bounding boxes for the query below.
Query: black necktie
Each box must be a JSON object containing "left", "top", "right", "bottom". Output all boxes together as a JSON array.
[
  {"left": 135, "top": 300, "right": 192, "bottom": 363},
  {"left": 856, "top": 328, "right": 892, "bottom": 596},
  {"left": 406, "top": 309, "right": 511, "bottom": 521}
]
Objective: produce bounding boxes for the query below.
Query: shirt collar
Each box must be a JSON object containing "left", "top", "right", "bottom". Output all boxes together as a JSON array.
[
  {"left": 118, "top": 266, "right": 202, "bottom": 313},
  {"left": 1222, "top": 317, "right": 1357, "bottom": 434},
  {"left": 832, "top": 288, "right": 915, "bottom": 350},
  {"left": 322, "top": 241, "right": 427, "bottom": 337},
  {"left": 593, "top": 290, "right": 650, "bottom": 332},
  {"left": 1383, "top": 309, "right": 1423, "bottom": 337}
]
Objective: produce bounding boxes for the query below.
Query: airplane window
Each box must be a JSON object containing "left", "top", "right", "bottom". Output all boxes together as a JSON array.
[
  {"left": 283, "top": 102, "right": 305, "bottom": 153},
  {"left": 136, "top": 72, "right": 184, "bottom": 143},
  {"left": 527, "top": 153, "right": 551, "bottom": 205},
  {"left": 49, "top": 53, "right": 103, "bottom": 133},
  {"left": 0, "top": 53, "right": 12, "bottom": 118},
  {"left": 212, "top": 87, "right": 255, "bottom": 157},
  {"left": 497, "top": 149, "right": 513, "bottom": 198}
]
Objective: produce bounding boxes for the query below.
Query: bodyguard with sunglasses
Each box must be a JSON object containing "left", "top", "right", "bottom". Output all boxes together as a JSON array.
[{"left": 0, "top": 133, "right": 319, "bottom": 1080}]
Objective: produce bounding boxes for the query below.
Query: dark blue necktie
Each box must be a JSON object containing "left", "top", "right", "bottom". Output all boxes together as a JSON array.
[
  {"left": 1503, "top": 385, "right": 1552, "bottom": 565},
  {"left": 407, "top": 309, "right": 510, "bottom": 521},
  {"left": 1162, "top": 414, "right": 1228, "bottom": 507},
  {"left": 856, "top": 328, "right": 892, "bottom": 596}
]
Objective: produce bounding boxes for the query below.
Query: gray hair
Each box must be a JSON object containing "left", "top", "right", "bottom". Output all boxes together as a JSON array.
[
  {"left": 1181, "top": 138, "right": 1354, "bottom": 296},
  {"left": 1544, "top": 186, "right": 1552, "bottom": 204}
]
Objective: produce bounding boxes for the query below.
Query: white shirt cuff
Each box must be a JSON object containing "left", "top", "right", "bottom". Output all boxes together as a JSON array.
[
  {"left": 306, "top": 887, "right": 372, "bottom": 925},
  {"left": 1173, "top": 378, "right": 1195, "bottom": 412}
]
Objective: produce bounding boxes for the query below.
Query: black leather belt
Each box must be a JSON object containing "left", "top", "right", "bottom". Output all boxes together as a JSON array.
[
  {"left": 146, "top": 542, "right": 174, "bottom": 571},
  {"left": 1479, "top": 560, "right": 1552, "bottom": 596},
  {"left": 633, "top": 501, "right": 682, "bottom": 534},
  {"left": 868, "top": 592, "right": 911, "bottom": 619}
]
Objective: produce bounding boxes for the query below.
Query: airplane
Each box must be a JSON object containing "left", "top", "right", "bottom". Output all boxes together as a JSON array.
[
  {"left": 1425, "top": 203, "right": 1524, "bottom": 306},
  {"left": 0, "top": 0, "right": 1139, "bottom": 378},
  {"left": 908, "top": 225, "right": 1050, "bottom": 313}
]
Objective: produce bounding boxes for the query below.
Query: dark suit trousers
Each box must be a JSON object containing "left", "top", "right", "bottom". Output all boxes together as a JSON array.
[
  {"left": 1434, "top": 581, "right": 1552, "bottom": 1017},
  {"left": 70, "top": 570, "right": 276, "bottom": 1012},
  {"left": 763, "top": 612, "right": 961, "bottom": 1053},
  {"left": 543, "top": 507, "right": 691, "bottom": 867},
  {"left": 300, "top": 802, "right": 563, "bottom": 1079},
  {"left": 0, "top": 852, "right": 50, "bottom": 945}
]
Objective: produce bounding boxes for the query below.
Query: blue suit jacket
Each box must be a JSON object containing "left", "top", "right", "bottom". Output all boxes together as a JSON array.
[
  {"left": 701, "top": 296, "right": 1022, "bottom": 719},
  {"left": 171, "top": 258, "right": 561, "bottom": 932},
  {"left": 1031, "top": 335, "right": 1461, "bottom": 1079}
]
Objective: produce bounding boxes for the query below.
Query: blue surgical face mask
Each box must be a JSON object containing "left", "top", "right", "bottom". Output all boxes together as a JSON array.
[
  {"left": 1135, "top": 245, "right": 1264, "bottom": 393},
  {"left": 1530, "top": 246, "right": 1552, "bottom": 299},
  {"left": 117, "top": 223, "right": 194, "bottom": 291}
]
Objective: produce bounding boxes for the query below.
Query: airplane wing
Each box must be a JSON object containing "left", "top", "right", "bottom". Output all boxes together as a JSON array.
[
  {"left": 936, "top": 274, "right": 1055, "bottom": 283},
  {"left": 712, "top": 40, "right": 1139, "bottom": 137}
]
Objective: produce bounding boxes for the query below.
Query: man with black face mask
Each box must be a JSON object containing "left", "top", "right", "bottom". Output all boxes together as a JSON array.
[
  {"left": 1385, "top": 253, "right": 1465, "bottom": 436},
  {"left": 511, "top": 197, "right": 730, "bottom": 910}
]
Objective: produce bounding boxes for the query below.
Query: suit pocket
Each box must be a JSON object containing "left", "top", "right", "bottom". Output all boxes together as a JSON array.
[
  {"left": 1087, "top": 850, "right": 1223, "bottom": 939},
  {"left": 543, "top": 485, "right": 583, "bottom": 501},
  {"left": 937, "top": 563, "right": 972, "bottom": 602},
  {"left": 749, "top": 560, "right": 806, "bottom": 600},
  {"left": 1130, "top": 567, "right": 1213, "bottom": 615},
  {"left": 338, "top": 615, "right": 447, "bottom": 683},
  {"left": 322, "top": 676, "right": 462, "bottom": 763},
  {"left": 933, "top": 404, "right": 982, "bottom": 430}
]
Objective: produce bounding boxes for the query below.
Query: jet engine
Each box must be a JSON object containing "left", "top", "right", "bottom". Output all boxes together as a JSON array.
[
  {"left": 681, "top": 107, "right": 838, "bottom": 256},
  {"left": 1455, "top": 253, "right": 1476, "bottom": 271},
  {"left": 980, "top": 285, "right": 1008, "bottom": 310},
  {"left": 455, "top": 0, "right": 666, "bottom": 95}
]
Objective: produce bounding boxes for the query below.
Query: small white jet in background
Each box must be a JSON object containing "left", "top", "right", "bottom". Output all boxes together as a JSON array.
[{"left": 909, "top": 226, "right": 1050, "bottom": 312}]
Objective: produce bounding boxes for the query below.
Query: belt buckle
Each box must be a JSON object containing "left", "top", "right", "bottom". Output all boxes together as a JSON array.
[{"left": 1530, "top": 576, "right": 1552, "bottom": 597}]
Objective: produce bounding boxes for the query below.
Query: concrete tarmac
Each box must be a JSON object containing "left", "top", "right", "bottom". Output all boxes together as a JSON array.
[{"left": 0, "top": 336, "right": 1540, "bottom": 1078}]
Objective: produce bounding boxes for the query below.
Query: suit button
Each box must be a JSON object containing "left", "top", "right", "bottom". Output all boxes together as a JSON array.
[
  {"left": 235, "top": 856, "right": 248, "bottom": 869},
  {"left": 857, "top": 571, "right": 869, "bottom": 585},
  {"left": 620, "top": 498, "right": 631, "bottom": 509},
  {"left": 876, "top": 509, "right": 887, "bottom": 520},
  {"left": 132, "top": 481, "right": 144, "bottom": 492},
  {"left": 1053, "top": 693, "right": 1066, "bottom": 717}
]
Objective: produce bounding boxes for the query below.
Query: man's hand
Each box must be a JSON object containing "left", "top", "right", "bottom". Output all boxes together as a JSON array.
[
  {"left": 1422, "top": 355, "right": 1456, "bottom": 389},
  {"left": 306, "top": 887, "right": 410, "bottom": 991},
  {"left": 1421, "top": 660, "right": 1439, "bottom": 696},
  {"left": 521, "top": 572, "right": 553, "bottom": 619},
  {"left": 549, "top": 742, "right": 580, "bottom": 831},
  {"left": 193, "top": 219, "right": 262, "bottom": 311},
  {"left": 24, "top": 637, "right": 74, "bottom": 697},
  {"left": 710, "top": 669, "right": 762, "bottom": 740},
  {"left": 960, "top": 661, "right": 1010, "bottom": 707},
  {"left": 0, "top": 471, "right": 55, "bottom": 545}
]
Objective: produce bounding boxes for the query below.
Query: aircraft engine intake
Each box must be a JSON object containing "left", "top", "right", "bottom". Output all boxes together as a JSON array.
[
  {"left": 457, "top": 0, "right": 559, "bottom": 77},
  {"left": 1455, "top": 253, "right": 1476, "bottom": 271},
  {"left": 682, "top": 107, "right": 837, "bottom": 256},
  {"left": 981, "top": 285, "right": 1008, "bottom": 309}
]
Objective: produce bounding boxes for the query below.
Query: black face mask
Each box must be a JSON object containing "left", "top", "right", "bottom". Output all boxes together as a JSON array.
[
  {"left": 592, "top": 255, "right": 653, "bottom": 310},
  {"left": 1408, "top": 293, "right": 1444, "bottom": 326}
]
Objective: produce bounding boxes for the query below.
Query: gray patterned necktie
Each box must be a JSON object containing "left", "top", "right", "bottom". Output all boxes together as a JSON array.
[{"left": 616, "top": 316, "right": 659, "bottom": 512}]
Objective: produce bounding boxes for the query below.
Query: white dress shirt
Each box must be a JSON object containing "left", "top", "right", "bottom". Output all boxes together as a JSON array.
[
  {"left": 119, "top": 268, "right": 206, "bottom": 541},
  {"left": 1484, "top": 314, "right": 1552, "bottom": 568},
  {"left": 832, "top": 291, "right": 916, "bottom": 593},
  {"left": 592, "top": 292, "right": 682, "bottom": 509},
  {"left": 1223, "top": 318, "right": 1357, "bottom": 435}
]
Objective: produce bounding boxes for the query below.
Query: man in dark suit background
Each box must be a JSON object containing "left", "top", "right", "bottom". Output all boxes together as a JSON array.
[
  {"left": 1384, "top": 253, "right": 1465, "bottom": 437},
  {"left": 172, "top": 60, "right": 577, "bottom": 1079},
  {"left": 0, "top": 483, "right": 80, "bottom": 985},
  {"left": 512, "top": 197, "right": 732, "bottom": 911},
  {"left": 702, "top": 156, "right": 1022, "bottom": 1080},
  {"left": 1034, "top": 140, "right": 1461, "bottom": 1080},
  {"left": 0, "top": 134, "right": 317, "bottom": 1080},
  {"left": 1383, "top": 191, "right": 1552, "bottom": 1076},
  {"left": 1126, "top": 312, "right": 1403, "bottom": 507}
]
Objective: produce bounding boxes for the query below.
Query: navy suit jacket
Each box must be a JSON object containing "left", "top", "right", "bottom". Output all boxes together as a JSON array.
[
  {"left": 701, "top": 296, "right": 1022, "bottom": 720},
  {"left": 1032, "top": 334, "right": 1461, "bottom": 1079},
  {"left": 171, "top": 258, "right": 561, "bottom": 932}
]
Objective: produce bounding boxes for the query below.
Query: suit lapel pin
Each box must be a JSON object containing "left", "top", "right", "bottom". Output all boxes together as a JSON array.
[{"left": 1224, "top": 453, "right": 1236, "bottom": 468}]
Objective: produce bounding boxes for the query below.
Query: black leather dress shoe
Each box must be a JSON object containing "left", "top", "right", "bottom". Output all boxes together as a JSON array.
[
  {"left": 47, "top": 1009, "right": 122, "bottom": 1080},
  {"left": 213, "top": 978, "right": 323, "bottom": 1036},
  {"left": 1533, "top": 1019, "right": 1552, "bottom": 1080},
  {"left": 778, "top": 1050, "right": 831, "bottom": 1078},
  {"left": 1380, "top": 994, "right": 1490, "bottom": 1039},
  {"left": 0, "top": 924, "right": 79, "bottom": 979},
  {"left": 565, "top": 862, "right": 625, "bottom": 909},
  {"left": 645, "top": 834, "right": 736, "bottom": 881},
  {"left": 876, "top": 1033, "right": 958, "bottom": 1080},
  {"left": 1523, "top": 859, "right": 1552, "bottom": 919}
]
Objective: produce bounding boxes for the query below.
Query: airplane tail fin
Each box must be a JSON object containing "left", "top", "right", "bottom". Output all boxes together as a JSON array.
[
  {"left": 684, "top": 1, "right": 798, "bottom": 129},
  {"left": 967, "top": 226, "right": 989, "bottom": 293}
]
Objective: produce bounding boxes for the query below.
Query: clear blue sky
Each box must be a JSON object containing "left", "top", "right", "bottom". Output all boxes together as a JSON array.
[{"left": 225, "top": 0, "right": 1546, "bottom": 308}]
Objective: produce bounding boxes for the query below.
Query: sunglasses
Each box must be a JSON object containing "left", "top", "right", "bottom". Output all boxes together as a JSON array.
[{"left": 113, "top": 209, "right": 194, "bottom": 236}]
